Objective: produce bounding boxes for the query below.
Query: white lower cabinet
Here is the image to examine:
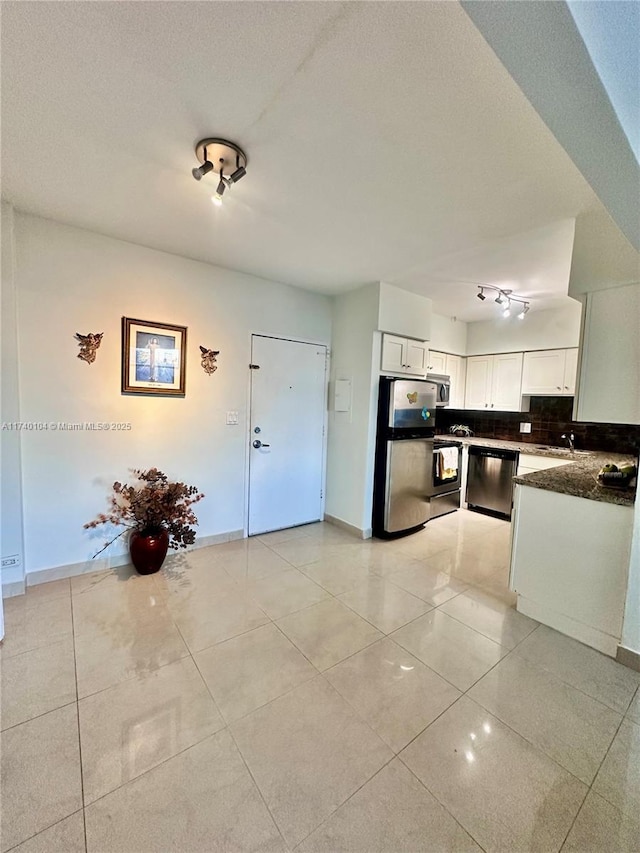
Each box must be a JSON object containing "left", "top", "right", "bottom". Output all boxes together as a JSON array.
[
  {"left": 464, "top": 353, "right": 523, "bottom": 411},
  {"left": 381, "top": 334, "right": 429, "bottom": 376},
  {"left": 510, "top": 484, "right": 634, "bottom": 657}
]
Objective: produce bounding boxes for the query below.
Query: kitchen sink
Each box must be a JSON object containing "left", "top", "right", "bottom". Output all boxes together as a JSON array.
[{"left": 531, "top": 445, "right": 591, "bottom": 457}]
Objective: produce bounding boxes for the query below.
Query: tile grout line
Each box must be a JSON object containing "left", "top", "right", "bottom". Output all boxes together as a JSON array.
[
  {"left": 69, "top": 590, "right": 89, "bottom": 853},
  {"left": 2, "top": 809, "right": 86, "bottom": 853},
  {"left": 0, "top": 697, "right": 79, "bottom": 734},
  {"left": 188, "top": 633, "right": 291, "bottom": 852}
]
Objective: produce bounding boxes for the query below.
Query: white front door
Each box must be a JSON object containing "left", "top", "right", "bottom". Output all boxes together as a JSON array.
[{"left": 248, "top": 335, "right": 328, "bottom": 536}]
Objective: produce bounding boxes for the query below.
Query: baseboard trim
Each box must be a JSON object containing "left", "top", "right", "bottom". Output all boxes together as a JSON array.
[
  {"left": 27, "top": 552, "right": 132, "bottom": 587},
  {"left": 324, "top": 513, "right": 372, "bottom": 540},
  {"left": 23, "top": 529, "right": 247, "bottom": 590},
  {"left": 2, "top": 579, "right": 26, "bottom": 598},
  {"left": 516, "top": 594, "right": 619, "bottom": 658},
  {"left": 616, "top": 645, "right": 640, "bottom": 673}
]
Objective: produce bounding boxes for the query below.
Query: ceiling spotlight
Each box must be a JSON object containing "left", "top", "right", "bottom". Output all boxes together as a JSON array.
[
  {"left": 192, "top": 160, "right": 214, "bottom": 181},
  {"left": 495, "top": 293, "right": 506, "bottom": 305},
  {"left": 518, "top": 303, "right": 530, "bottom": 319},
  {"left": 503, "top": 301, "right": 511, "bottom": 316},
  {"left": 192, "top": 137, "right": 247, "bottom": 201},
  {"left": 229, "top": 165, "right": 247, "bottom": 184},
  {"left": 477, "top": 288, "right": 486, "bottom": 301}
]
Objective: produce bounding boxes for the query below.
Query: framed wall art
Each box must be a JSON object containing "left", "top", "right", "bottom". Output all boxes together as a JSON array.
[{"left": 121, "top": 317, "right": 187, "bottom": 396}]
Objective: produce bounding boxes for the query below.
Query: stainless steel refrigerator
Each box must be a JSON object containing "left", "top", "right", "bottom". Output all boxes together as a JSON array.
[{"left": 372, "top": 376, "right": 437, "bottom": 538}]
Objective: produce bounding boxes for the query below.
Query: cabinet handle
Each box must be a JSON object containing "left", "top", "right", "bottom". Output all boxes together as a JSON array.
[
  {"left": 491, "top": 403, "right": 494, "bottom": 408},
  {"left": 564, "top": 386, "right": 569, "bottom": 390},
  {"left": 485, "top": 403, "right": 488, "bottom": 408},
  {"left": 406, "top": 365, "right": 411, "bottom": 369},
  {"left": 557, "top": 386, "right": 561, "bottom": 390}
]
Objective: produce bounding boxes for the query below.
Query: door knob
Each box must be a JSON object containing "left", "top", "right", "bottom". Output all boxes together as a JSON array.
[{"left": 253, "top": 440, "right": 270, "bottom": 449}]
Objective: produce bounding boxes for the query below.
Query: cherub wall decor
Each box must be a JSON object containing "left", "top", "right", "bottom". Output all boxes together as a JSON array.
[
  {"left": 75, "top": 332, "right": 103, "bottom": 364},
  {"left": 199, "top": 346, "right": 220, "bottom": 375}
]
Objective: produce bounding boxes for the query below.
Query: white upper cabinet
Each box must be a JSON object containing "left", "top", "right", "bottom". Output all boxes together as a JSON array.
[
  {"left": 465, "top": 353, "right": 523, "bottom": 411},
  {"left": 563, "top": 348, "right": 578, "bottom": 395},
  {"left": 576, "top": 284, "right": 639, "bottom": 424},
  {"left": 492, "top": 352, "right": 524, "bottom": 410},
  {"left": 446, "top": 354, "right": 466, "bottom": 408},
  {"left": 426, "top": 351, "right": 447, "bottom": 374},
  {"left": 521, "top": 348, "right": 578, "bottom": 395},
  {"left": 427, "top": 350, "right": 466, "bottom": 408},
  {"left": 465, "top": 355, "right": 493, "bottom": 409},
  {"left": 380, "top": 334, "right": 429, "bottom": 376}
]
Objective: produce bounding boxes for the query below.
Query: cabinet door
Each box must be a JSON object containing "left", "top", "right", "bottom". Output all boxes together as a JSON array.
[
  {"left": 521, "top": 350, "right": 565, "bottom": 395},
  {"left": 446, "top": 354, "right": 466, "bottom": 408},
  {"left": 381, "top": 334, "right": 407, "bottom": 374},
  {"left": 491, "top": 352, "right": 523, "bottom": 411},
  {"left": 563, "top": 348, "right": 578, "bottom": 395},
  {"left": 427, "top": 350, "right": 446, "bottom": 374},
  {"left": 464, "top": 356, "right": 492, "bottom": 409},
  {"left": 404, "top": 340, "right": 429, "bottom": 376}
]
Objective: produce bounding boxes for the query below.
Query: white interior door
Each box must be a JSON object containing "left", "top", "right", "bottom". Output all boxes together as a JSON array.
[{"left": 248, "top": 335, "right": 328, "bottom": 536}]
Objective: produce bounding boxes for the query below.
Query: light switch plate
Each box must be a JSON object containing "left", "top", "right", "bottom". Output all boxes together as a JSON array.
[
  {"left": 520, "top": 422, "right": 532, "bottom": 433},
  {"left": 226, "top": 411, "right": 239, "bottom": 425}
]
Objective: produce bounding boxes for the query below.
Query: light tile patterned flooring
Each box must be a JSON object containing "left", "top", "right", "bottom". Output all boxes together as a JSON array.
[{"left": 1, "top": 509, "right": 639, "bottom": 852}]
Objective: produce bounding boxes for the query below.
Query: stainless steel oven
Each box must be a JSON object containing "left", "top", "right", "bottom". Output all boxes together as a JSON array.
[{"left": 429, "top": 440, "right": 462, "bottom": 518}]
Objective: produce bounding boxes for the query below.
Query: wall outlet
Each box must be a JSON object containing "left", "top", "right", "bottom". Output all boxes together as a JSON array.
[
  {"left": 1, "top": 555, "right": 20, "bottom": 568},
  {"left": 519, "top": 422, "right": 532, "bottom": 434},
  {"left": 226, "top": 411, "right": 239, "bottom": 425}
]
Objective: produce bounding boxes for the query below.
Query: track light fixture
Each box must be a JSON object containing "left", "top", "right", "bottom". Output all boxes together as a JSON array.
[
  {"left": 476, "top": 285, "right": 530, "bottom": 319},
  {"left": 191, "top": 138, "right": 248, "bottom": 206}
]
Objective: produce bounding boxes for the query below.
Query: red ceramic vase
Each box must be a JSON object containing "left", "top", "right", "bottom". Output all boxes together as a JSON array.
[{"left": 129, "top": 527, "right": 169, "bottom": 575}]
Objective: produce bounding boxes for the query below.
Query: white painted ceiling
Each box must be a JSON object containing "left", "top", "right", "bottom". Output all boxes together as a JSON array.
[{"left": 1, "top": 1, "right": 634, "bottom": 321}]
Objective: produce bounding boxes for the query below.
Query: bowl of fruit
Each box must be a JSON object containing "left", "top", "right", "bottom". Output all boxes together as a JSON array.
[{"left": 596, "top": 462, "right": 637, "bottom": 489}]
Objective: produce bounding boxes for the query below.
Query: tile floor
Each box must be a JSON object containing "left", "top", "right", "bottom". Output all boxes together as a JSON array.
[{"left": 1, "top": 508, "right": 639, "bottom": 852}]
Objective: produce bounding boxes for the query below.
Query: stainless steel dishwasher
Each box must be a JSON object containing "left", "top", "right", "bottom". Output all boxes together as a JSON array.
[{"left": 465, "top": 446, "right": 519, "bottom": 519}]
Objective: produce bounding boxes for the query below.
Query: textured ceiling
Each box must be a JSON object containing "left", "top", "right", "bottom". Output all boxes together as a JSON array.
[{"left": 1, "top": 1, "right": 633, "bottom": 321}]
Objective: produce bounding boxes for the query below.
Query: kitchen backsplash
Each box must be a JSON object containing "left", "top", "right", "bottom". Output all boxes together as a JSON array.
[{"left": 438, "top": 397, "right": 640, "bottom": 455}]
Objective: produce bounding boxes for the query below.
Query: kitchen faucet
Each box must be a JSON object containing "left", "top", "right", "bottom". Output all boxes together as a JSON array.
[{"left": 561, "top": 432, "right": 575, "bottom": 452}]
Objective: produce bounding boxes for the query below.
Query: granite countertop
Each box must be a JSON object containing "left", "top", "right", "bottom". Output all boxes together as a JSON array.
[
  {"left": 437, "top": 435, "right": 637, "bottom": 507},
  {"left": 512, "top": 451, "right": 637, "bottom": 507}
]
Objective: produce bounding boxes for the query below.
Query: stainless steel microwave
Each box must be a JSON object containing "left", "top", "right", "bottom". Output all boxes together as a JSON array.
[{"left": 426, "top": 373, "right": 451, "bottom": 407}]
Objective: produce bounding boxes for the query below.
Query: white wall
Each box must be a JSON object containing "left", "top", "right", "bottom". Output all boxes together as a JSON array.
[
  {"left": 466, "top": 302, "right": 582, "bottom": 355},
  {"left": 11, "top": 213, "right": 331, "bottom": 577},
  {"left": 378, "top": 282, "right": 432, "bottom": 340},
  {"left": 429, "top": 313, "right": 468, "bottom": 355},
  {"left": 325, "top": 284, "right": 380, "bottom": 533},
  {"left": 1, "top": 202, "right": 26, "bottom": 593}
]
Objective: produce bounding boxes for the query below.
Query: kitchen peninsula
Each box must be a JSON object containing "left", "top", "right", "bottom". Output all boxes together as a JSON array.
[{"left": 509, "top": 451, "right": 637, "bottom": 658}]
